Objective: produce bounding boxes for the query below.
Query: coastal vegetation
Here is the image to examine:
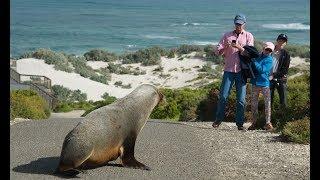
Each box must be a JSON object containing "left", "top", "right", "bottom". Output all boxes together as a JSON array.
[
  {"left": 52, "top": 85, "right": 87, "bottom": 102},
  {"left": 84, "top": 49, "right": 118, "bottom": 62},
  {"left": 120, "top": 46, "right": 167, "bottom": 65},
  {"left": 16, "top": 41, "right": 309, "bottom": 87},
  {"left": 149, "top": 73, "right": 310, "bottom": 144},
  {"left": 10, "top": 89, "right": 51, "bottom": 120},
  {"left": 20, "top": 48, "right": 73, "bottom": 72},
  {"left": 13, "top": 42, "right": 310, "bottom": 144}
]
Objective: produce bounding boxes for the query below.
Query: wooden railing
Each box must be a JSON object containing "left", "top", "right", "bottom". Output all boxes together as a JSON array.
[
  {"left": 10, "top": 59, "right": 17, "bottom": 68},
  {"left": 10, "top": 67, "right": 58, "bottom": 109},
  {"left": 29, "top": 83, "right": 59, "bottom": 109}
]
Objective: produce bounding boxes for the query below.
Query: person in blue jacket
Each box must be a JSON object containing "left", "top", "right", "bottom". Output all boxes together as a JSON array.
[{"left": 248, "top": 42, "right": 274, "bottom": 131}]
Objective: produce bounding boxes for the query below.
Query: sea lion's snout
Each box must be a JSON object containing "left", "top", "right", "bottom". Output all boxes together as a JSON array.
[{"left": 157, "top": 90, "right": 166, "bottom": 105}]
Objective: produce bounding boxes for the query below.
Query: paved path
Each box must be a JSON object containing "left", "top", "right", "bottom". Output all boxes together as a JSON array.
[{"left": 10, "top": 117, "right": 310, "bottom": 179}]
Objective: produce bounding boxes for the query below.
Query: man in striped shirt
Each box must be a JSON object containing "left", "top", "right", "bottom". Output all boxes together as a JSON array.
[{"left": 212, "top": 14, "right": 254, "bottom": 131}]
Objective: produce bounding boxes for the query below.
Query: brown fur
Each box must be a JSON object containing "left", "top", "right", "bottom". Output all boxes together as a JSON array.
[{"left": 56, "top": 84, "right": 162, "bottom": 175}]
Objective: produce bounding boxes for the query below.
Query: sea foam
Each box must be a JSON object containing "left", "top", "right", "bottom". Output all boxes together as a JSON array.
[
  {"left": 144, "top": 35, "right": 179, "bottom": 39},
  {"left": 262, "top": 23, "right": 309, "bottom": 30},
  {"left": 192, "top": 41, "right": 218, "bottom": 45}
]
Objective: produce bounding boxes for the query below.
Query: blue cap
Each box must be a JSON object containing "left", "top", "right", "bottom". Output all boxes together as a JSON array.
[{"left": 234, "top": 14, "right": 246, "bottom": 25}]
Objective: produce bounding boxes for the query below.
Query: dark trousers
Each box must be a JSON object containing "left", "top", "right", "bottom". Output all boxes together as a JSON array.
[{"left": 270, "top": 80, "right": 288, "bottom": 108}]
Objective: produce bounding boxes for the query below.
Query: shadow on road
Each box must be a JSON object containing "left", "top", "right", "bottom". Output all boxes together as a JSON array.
[
  {"left": 12, "top": 156, "right": 59, "bottom": 175},
  {"left": 12, "top": 156, "right": 125, "bottom": 178}
]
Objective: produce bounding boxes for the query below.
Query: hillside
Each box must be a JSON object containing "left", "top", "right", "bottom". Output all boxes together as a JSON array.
[{"left": 15, "top": 53, "right": 309, "bottom": 101}]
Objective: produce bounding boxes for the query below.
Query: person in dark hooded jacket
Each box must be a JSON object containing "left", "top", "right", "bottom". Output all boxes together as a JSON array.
[{"left": 269, "top": 34, "right": 291, "bottom": 108}]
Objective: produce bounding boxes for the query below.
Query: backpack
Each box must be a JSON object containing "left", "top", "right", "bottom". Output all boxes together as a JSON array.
[{"left": 238, "top": 45, "right": 260, "bottom": 83}]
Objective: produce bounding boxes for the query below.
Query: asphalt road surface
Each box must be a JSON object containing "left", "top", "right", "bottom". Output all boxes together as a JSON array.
[{"left": 10, "top": 117, "right": 310, "bottom": 179}]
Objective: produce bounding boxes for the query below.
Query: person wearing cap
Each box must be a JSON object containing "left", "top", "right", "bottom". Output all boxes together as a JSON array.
[
  {"left": 248, "top": 42, "right": 274, "bottom": 131},
  {"left": 212, "top": 13, "right": 254, "bottom": 131},
  {"left": 269, "top": 34, "right": 291, "bottom": 108}
]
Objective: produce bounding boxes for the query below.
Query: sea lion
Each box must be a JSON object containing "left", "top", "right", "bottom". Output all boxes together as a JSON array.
[{"left": 55, "top": 84, "right": 164, "bottom": 176}]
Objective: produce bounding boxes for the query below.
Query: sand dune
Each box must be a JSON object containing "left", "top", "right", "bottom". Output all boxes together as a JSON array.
[{"left": 16, "top": 55, "right": 216, "bottom": 101}]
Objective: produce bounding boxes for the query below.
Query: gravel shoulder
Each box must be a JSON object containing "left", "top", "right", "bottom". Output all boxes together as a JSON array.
[{"left": 10, "top": 117, "right": 310, "bottom": 179}]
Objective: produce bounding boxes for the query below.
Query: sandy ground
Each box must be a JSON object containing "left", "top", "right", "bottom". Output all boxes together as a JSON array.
[
  {"left": 50, "top": 110, "right": 86, "bottom": 118},
  {"left": 289, "top": 57, "right": 310, "bottom": 68}
]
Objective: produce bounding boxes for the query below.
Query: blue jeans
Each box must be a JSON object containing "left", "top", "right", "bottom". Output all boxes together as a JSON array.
[{"left": 215, "top": 71, "right": 247, "bottom": 127}]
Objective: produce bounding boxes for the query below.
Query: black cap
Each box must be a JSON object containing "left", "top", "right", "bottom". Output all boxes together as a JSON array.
[{"left": 277, "top": 34, "right": 288, "bottom": 42}]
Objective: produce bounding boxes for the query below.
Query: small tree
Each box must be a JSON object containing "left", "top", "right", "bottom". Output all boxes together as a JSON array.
[
  {"left": 84, "top": 49, "right": 118, "bottom": 62},
  {"left": 70, "top": 89, "right": 87, "bottom": 102},
  {"left": 52, "top": 85, "right": 72, "bottom": 102}
]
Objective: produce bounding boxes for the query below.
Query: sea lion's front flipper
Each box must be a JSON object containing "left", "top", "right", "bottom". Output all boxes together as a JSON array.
[{"left": 120, "top": 131, "right": 151, "bottom": 171}]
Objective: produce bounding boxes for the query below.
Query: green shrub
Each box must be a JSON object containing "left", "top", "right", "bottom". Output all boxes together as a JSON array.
[
  {"left": 204, "top": 45, "right": 224, "bottom": 64},
  {"left": 53, "top": 102, "right": 73, "bottom": 112},
  {"left": 167, "top": 49, "right": 176, "bottom": 58},
  {"left": 176, "top": 44, "right": 203, "bottom": 55},
  {"left": 114, "top": 81, "right": 123, "bottom": 86},
  {"left": 69, "top": 101, "right": 93, "bottom": 111},
  {"left": 285, "top": 44, "right": 310, "bottom": 58},
  {"left": 19, "top": 51, "right": 33, "bottom": 59},
  {"left": 199, "top": 62, "right": 213, "bottom": 73},
  {"left": 98, "top": 67, "right": 112, "bottom": 80},
  {"left": 150, "top": 100, "right": 180, "bottom": 120},
  {"left": 52, "top": 85, "right": 87, "bottom": 102},
  {"left": 140, "top": 48, "right": 162, "bottom": 66},
  {"left": 288, "top": 67, "right": 300, "bottom": 76},
  {"left": 150, "top": 88, "right": 209, "bottom": 121},
  {"left": 101, "top": 92, "right": 111, "bottom": 100},
  {"left": 89, "top": 74, "right": 108, "bottom": 84},
  {"left": 69, "top": 89, "right": 87, "bottom": 102},
  {"left": 53, "top": 101, "right": 94, "bottom": 113},
  {"left": 281, "top": 117, "right": 310, "bottom": 144},
  {"left": 84, "top": 49, "right": 118, "bottom": 62},
  {"left": 10, "top": 89, "right": 51, "bottom": 120},
  {"left": 82, "top": 96, "right": 117, "bottom": 117},
  {"left": 52, "top": 85, "right": 72, "bottom": 102},
  {"left": 148, "top": 46, "right": 168, "bottom": 56},
  {"left": 107, "top": 63, "right": 121, "bottom": 73},
  {"left": 121, "top": 46, "right": 163, "bottom": 66}
]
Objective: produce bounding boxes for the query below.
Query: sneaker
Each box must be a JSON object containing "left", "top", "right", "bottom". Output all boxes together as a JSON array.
[
  {"left": 263, "top": 123, "right": 274, "bottom": 131},
  {"left": 237, "top": 126, "right": 247, "bottom": 131},
  {"left": 212, "top": 121, "right": 221, "bottom": 128},
  {"left": 248, "top": 123, "right": 257, "bottom": 130}
]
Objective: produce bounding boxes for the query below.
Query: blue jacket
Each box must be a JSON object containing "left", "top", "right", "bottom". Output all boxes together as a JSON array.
[{"left": 250, "top": 53, "right": 273, "bottom": 87}]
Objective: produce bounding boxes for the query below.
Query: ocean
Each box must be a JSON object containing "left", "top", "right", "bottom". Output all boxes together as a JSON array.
[{"left": 10, "top": 0, "right": 310, "bottom": 57}]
